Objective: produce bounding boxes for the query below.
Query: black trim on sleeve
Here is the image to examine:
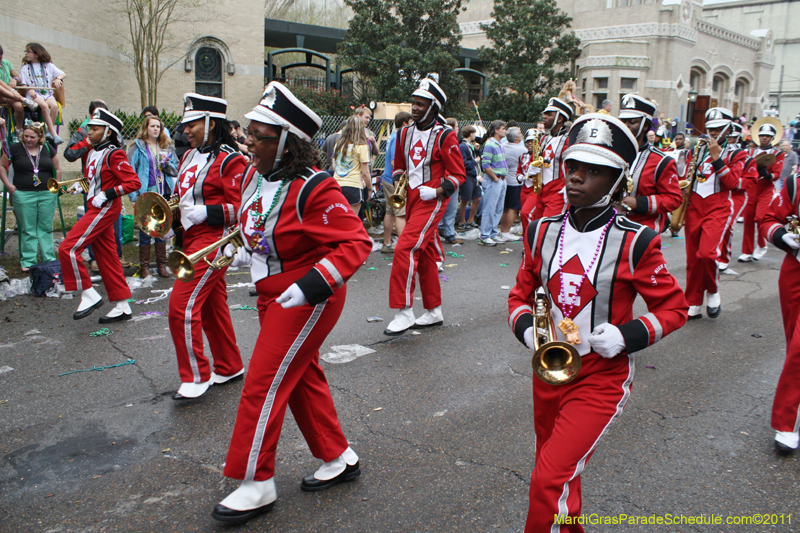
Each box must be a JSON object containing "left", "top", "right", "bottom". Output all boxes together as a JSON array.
[
  {"left": 207, "top": 204, "right": 225, "bottom": 226},
  {"left": 297, "top": 171, "right": 330, "bottom": 223},
  {"left": 634, "top": 195, "right": 649, "bottom": 214},
  {"left": 618, "top": 319, "right": 648, "bottom": 353},
  {"left": 514, "top": 313, "right": 535, "bottom": 347},
  {"left": 295, "top": 267, "right": 334, "bottom": 306},
  {"left": 654, "top": 156, "right": 670, "bottom": 184},
  {"left": 104, "top": 188, "right": 118, "bottom": 200},
  {"left": 630, "top": 227, "right": 657, "bottom": 269},
  {"left": 772, "top": 227, "right": 791, "bottom": 251},
  {"left": 440, "top": 179, "right": 455, "bottom": 198},
  {"left": 711, "top": 158, "right": 725, "bottom": 173}
]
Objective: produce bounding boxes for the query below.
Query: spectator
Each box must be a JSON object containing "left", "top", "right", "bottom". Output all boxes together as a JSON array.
[
  {"left": 457, "top": 125, "right": 480, "bottom": 230},
  {"left": 438, "top": 117, "right": 463, "bottom": 244},
  {"left": 333, "top": 115, "right": 372, "bottom": 214},
  {"left": 536, "top": 122, "right": 546, "bottom": 132},
  {"left": 127, "top": 115, "right": 178, "bottom": 278},
  {"left": 354, "top": 105, "right": 380, "bottom": 162},
  {"left": 778, "top": 140, "right": 798, "bottom": 192},
  {"left": 598, "top": 99, "right": 613, "bottom": 115},
  {"left": 19, "top": 43, "right": 65, "bottom": 145},
  {"left": 0, "top": 121, "right": 60, "bottom": 272},
  {"left": 380, "top": 111, "right": 412, "bottom": 253},
  {"left": 229, "top": 120, "right": 249, "bottom": 154},
  {"left": 322, "top": 120, "right": 345, "bottom": 172},
  {"left": 499, "top": 126, "right": 525, "bottom": 242},
  {"left": 479, "top": 120, "right": 508, "bottom": 246},
  {"left": 142, "top": 106, "right": 172, "bottom": 139},
  {"left": 0, "top": 44, "right": 37, "bottom": 139},
  {"left": 647, "top": 130, "right": 656, "bottom": 145}
]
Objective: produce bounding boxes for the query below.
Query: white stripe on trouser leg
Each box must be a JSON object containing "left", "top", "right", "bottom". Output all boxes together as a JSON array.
[
  {"left": 550, "top": 356, "right": 635, "bottom": 533},
  {"left": 183, "top": 249, "right": 220, "bottom": 382},
  {"left": 244, "top": 302, "right": 326, "bottom": 481},
  {"left": 70, "top": 204, "right": 111, "bottom": 292},
  {"left": 793, "top": 403, "right": 800, "bottom": 434},
  {"left": 404, "top": 198, "right": 443, "bottom": 308}
]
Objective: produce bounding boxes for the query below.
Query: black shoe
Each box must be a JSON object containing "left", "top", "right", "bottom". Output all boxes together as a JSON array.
[
  {"left": 775, "top": 441, "right": 796, "bottom": 455},
  {"left": 99, "top": 312, "right": 132, "bottom": 324},
  {"left": 249, "top": 289, "right": 258, "bottom": 297},
  {"left": 706, "top": 305, "right": 721, "bottom": 319},
  {"left": 172, "top": 392, "right": 203, "bottom": 400},
  {"left": 73, "top": 299, "right": 104, "bottom": 320},
  {"left": 687, "top": 313, "right": 702, "bottom": 321},
  {"left": 211, "top": 501, "right": 275, "bottom": 524},
  {"left": 300, "top": 461, "right": 361, "bottom": 492}
]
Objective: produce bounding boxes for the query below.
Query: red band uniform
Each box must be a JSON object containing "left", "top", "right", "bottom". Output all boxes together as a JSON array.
[
  {"left": 719, "top": 135, "right": 757, "bottom": 267},
  {"left": 168, "top": 93, "right": 245, "bottom": 398},
  {"left": 760, "top": 174, "right": 800, "bottom": 451},
  {"left": 517, "top": 129, "right": 549, "bottom": 236},
  {"left": 59, "top": 110, "right": 140, "bottom": 305},
  {"left": 625, "top": 144, "right": 682, "bottom": 233},
  {"left": 508, "top": 114, "right": 688, "bottom": 532},
  {"left": 742, "top": 129, "right": 784, "bottom": 258}
]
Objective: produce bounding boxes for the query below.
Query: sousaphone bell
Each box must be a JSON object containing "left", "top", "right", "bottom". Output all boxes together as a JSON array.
[{"left": 134, "top": 192, "right": 180, "bottom": 238}]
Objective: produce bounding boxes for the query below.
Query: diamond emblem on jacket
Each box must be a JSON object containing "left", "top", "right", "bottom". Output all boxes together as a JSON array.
[
  {"left": 410, "top": 139, "right": 427, "bottom": 167},
  {"left": 547, "top": 255, "right": 599, "bottom": 318}
]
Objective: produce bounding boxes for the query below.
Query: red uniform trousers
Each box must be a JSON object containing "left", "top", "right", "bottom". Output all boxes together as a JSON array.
[
  {"left": 223, "top": 270, "right": 349, "bottom": 481},
  {"left": 519, "top": 186, "right": 537, "bottom": 237},
  {"left": 719, "top": 190, "right": 748, "bottom": 265},
  {"left": 521, "top": 180, "right": 565, "bottom": 234},
  {"left": 389, "top": 187, "right": 447, "bottom": 310},
  {"left": 526, "top": 353, "right": 635, "bottom": 533},
  {"left": 58, "top": 200, "right": 131, "bottom": 302},
  {"left": 168, "top": 229, "right": 241, "bottom": 384},
  {"left": 772, "top": 255, "right": 800, "bottom": 433},
  {"left": 684, "top": 193, "right": 733, "bottom": 306},
  {"left": 741, "top": 179, "right": 774, "bottom": 254}
]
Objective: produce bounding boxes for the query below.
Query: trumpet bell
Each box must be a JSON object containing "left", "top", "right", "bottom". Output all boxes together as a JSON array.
[
  {"left": 388, "top": 194, "right": 405, "bottom": 210},
  {"left": 168, "top": 251, "right": 195, "bottom": 282},
  {"left": 47, "top": 176, "right": 89, "bottom": 194},
  {"left": 135, "top": 192, "right": 176, "bottom": 238},
  {"left": 532, "top": 341, "right": 582, "bottom": 385}
]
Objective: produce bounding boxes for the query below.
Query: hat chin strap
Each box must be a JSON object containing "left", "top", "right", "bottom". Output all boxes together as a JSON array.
[
  {"left": 100, "top": 126, "right": 109, "bottom": 144},
  {"left": 636, "top": 118, "right": 651, "bottom": 139},
  {"left": 417, "top": 102, "right": 438, "bottom": 129},
  {"left": 574, "top": 166, "right": 629, "bottom": 213},
  {"left": 272, "top": 127, "right": 290, "bottom": 171},
  {"left": 200, "top": 114, "right": 210, "bottom": 149}
]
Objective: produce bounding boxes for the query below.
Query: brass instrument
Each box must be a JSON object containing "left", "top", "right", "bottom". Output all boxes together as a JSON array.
[
  {"left": 388, "top": 172, "right": 408, "bottom": 210},
  {"left": 788, "top": 215, "right": 800, "bottom": 244},
  {"left": 525, "top": 130, "right": 551, "bottom": 194},
  {"left": 47, "top": 176, "right": 89, "bottom": 194},
  {"left": 530, "top": 294, "right": 582, "bottom": 385},
  {"left": 752, "top": 116, "right": 783, "bottom": 147},
  {"left": 168, "top": 228, "right": 243, "bottom": 282},
  {"left": 669, "top": 138, "right": 708, "bottom": 233},
  {"left": 135, "top": 192, "right": 180, "bottom": 238}
]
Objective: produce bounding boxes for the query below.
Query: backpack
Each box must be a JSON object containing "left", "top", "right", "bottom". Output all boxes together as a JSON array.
[{"left": 29, "top": 260, "right": 62, "bottom": 296}]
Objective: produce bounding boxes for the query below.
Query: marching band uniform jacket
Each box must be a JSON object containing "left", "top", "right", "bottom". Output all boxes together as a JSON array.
[
  {"left": 520, "top": 132, "right": 569, "bottom": 232},
  {"left": 626, "top": 144, "right": 683, "bottom": 233}
]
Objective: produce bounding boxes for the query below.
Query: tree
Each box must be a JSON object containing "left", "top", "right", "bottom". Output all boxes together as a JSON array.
[
  {"left": 478, "top": 0, "right": 580, "bottom": 122},
  {"left": 336, "top": 0, "right": 465, "bottom": 112}
]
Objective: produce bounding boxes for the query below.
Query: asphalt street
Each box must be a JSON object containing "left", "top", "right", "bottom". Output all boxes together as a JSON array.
[{"left": 1, "top": 225, "right": 799, "bottom": 533}]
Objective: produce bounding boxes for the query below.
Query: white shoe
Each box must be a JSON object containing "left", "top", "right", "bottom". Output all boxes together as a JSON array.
[
  {"left": 738, "top": 254, "right": 753, "bottom": 262},
  {"left": 21, "top": 97, "right": 38, "bottom": 111},
  {"left": 688, "top": 305, "right": 703, "bottom": 320},
  {"left": 478, "top": 237, "right": 499, "bottom": 246},
  {"left": 717, "top": 262, "right": 728, "bottom": 271},
  {"left": 775, "top": 431, "right": 799, "bottom": 450},
  {"left": 174, "top": 381, "right": 210, "bottom": 399},
  {"left": 736, "top": 217, "right": 744, "bottom": 223},
  {"left": 211, "top": 369, "right": 244, "bottom": 385},
  {"left": 99, "top": 300, "right": 132, "bottom": 323},
  {"left": 413, "top": 306, "right": 443, "bottom": 328},
  {"left": 706, "top": 292, "right": 721, "bottom": 308},
  {"left": 499, "top": 232, "right": 521, "bottom": 242},
  {"left": 384, "top": 308, "right": 416, "bottom": 335},
  {"left": 753, "top": 245, "right": 768, "bottom": 260},
  {"left": 219, "top": 478, "right": 277, "bottom": 511},
  {"left": 77, "top": 287, "right": 102, "bottom": 312},
  {"left": 311, "top": 447, "right": 359, "bottom": 480},
  {"left": 436, "top": 261, "right": 443, "bottom": 272}
]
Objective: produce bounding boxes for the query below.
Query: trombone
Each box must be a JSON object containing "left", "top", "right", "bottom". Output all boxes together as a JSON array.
[
  {"left": 47, "top": 176, "right": 89, "bottom": 194},
  {"left": 530, "top": 294, "right": 582, "bottom": 385},
  {"left": 388, "top": 172, "right": 408, "bottom": 210},
  {"left": 134, "top": 192, "right": 180, "bottom": 238},
  {"left": 168, "top": 227, "right": 244, "bottom": 282}
]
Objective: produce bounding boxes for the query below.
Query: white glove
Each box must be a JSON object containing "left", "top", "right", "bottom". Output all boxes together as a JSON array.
[
  {"left": 527, "top": 166, "right": 541, "bottom": 176},
  {"left": 523, "top": 327, "right": 535, "bottom": 351},
  {"left": 587, "top": 323, "right": 626, "bottom": 359},
  {"left": 69, "top": 182, "right": 83, "bottom": 195},
  {"left": 223, "top": 242, "right": 251, "bottom": 267},
  {"left": 184, "top": 205, "right": 208, "bottom": 225},
  {"left": 163, "top": 228, "right": 175, "bottom": 240},
  {"left": 782, "top": 233, "right": 800, "bottom": 250},
  {"left": 91, "top": 191, "right": 107, "bottom": 208},
  {"left": 276, "top": 283, "right": 307, "bottom": 309},
  {"left": 418, "top": 186, "right": 437, "bottom": 201}
]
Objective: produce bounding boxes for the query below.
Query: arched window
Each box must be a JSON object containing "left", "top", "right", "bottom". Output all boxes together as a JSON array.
[{"left": 195, "top": 47, "right": 223, "bottom": 98}]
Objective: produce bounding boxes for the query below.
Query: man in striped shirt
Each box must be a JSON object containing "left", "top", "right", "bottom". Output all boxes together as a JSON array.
[{"left": 479, "top": 120, "right": 508, "bottom": 246}]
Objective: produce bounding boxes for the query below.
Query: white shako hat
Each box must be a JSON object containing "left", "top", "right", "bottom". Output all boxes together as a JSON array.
[
  {"left": 181, "top": 93, "right": 228, "bottom": 124},
  {"left": 618, "top": 94, "right": 656, "bottom": 121},
  {"left": 758, "top": 123, "right": 778, "bottom": 138},
  {"left": 543, "top": 97, "right": 572, "bottom": 121},
  {"left": 524, "top": 128, "right": 540, "bottom": 142},
  {"left": 704, "top": 107, "right": 733, "bottom": 129},
  {"left": 87, "top": 108, "right": 123, "bottom": 137},
  {"left": 245, "top": 81, "right": 322, "bottom": 142},
  {"left": 727, "top": 122, "right": 743, "bottom": 140},
  {"left": 563, "top": 114, "right": 638, "bottom": 170},
  {"left": 412, "top": 77, "right": 447, "bottom": 110}
]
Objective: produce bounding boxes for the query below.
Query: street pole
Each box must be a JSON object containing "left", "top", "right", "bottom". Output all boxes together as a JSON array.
[{"left": 777, "top": 64, "right": 784, "bottom": 115}]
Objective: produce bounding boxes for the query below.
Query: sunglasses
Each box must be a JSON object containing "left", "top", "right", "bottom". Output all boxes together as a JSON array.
[{"left": 244, "top": 128, "right": 280, "bottom": 143}]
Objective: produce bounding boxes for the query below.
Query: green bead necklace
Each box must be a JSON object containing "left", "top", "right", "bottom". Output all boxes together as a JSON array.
[{"left": 249, "top": 175, "right": 289, "bottom": 227}]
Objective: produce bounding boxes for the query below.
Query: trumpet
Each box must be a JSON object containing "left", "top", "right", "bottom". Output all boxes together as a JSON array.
[
  {"left": 788, "top": 215, "right": 800, "bottom": 244},
  {"left": 530, "top": 294, "right": 582, "bottom": 385},
  {"left": 669, "top": 137, "right": 708, "bottom": 233},
  {"left": 135, "top": 192, "right": 180, "bottom": 238},
  {"left": 47, "top": 176, "right": 89, "bottom": 194},
  {"left": 168, "top": 227, "right": 243, "bottom": 282},
  {"left": 388, "top": 172, "right": 408, "bottom": 210}
]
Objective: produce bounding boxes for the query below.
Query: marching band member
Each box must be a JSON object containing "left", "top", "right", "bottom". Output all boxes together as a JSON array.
[
  {"left": 58, "top": 109, "right": 140, "bottom": 322},
  {"left": 761, "top": 172, "right": 800, "bottom": 454},
  {"left": 168, "top": 94, "right": 245, "bottom": 400},
  {"left": 519, "top": 97, "right": 572, "bottom": 232},
  {"left": 740, "top": 122, "right": 784, "bottom": 262},
  {"left": 508, "top": 114, "right": 687, "bottom": 533},
  {"left": 212, "top": 82, "right": 371, "bottom": 524},
  {"left": 684, "top": 108, "right": 747, "bottom": 319},
  {"left": 383, "top": 78, "right": 466, "bottom": 336},
  {"left": 517, "top": 128, "right": 547, "bottom": 237},
  {"left": 617, "top": 95, "right": 682, "bottom": 233},
  {"left": 718, "top": 123, "right": 756, "bottom": 270}
]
